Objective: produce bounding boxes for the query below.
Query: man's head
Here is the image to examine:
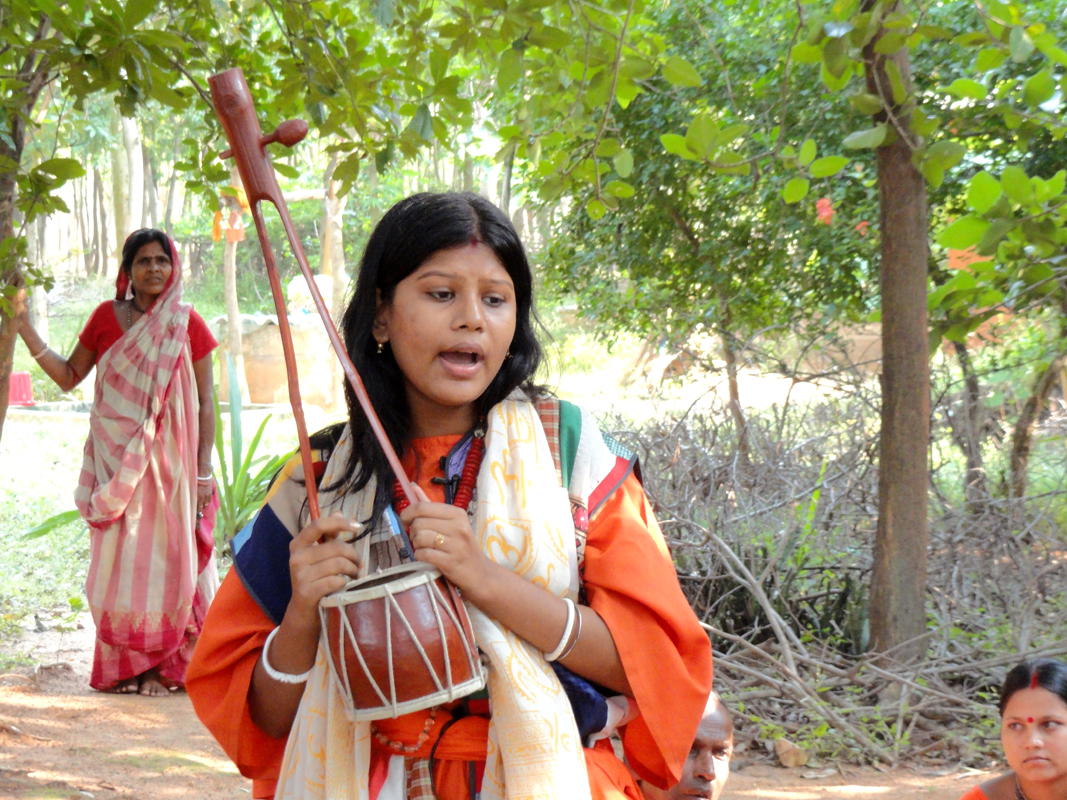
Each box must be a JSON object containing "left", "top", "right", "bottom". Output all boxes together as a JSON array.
[{"left": 642, "top": 691, "right": 734, "bottom": 800}]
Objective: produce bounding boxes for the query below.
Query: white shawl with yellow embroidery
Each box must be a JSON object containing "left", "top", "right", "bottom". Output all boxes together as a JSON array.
[{"left": 275, "top": 395, "right": 589, "bottom": 800}]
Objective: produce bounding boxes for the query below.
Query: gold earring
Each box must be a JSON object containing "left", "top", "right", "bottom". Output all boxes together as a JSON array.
[
  {"left": 377, "top": 342, "right": 384, "bottom": 354},
  {"left": 506, "top": 349, "right": 512, "bottom": 359}
]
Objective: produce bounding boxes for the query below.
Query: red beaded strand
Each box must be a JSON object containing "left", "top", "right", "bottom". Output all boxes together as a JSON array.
[{"left": 392, "top": 430, "right": 485, "bottom": 513}]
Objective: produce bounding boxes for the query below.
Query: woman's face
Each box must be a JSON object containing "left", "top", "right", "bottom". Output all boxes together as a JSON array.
[
  {"left": 129, "top": 240, "right": 173, "bottom": 298},
  {"left": 1001, "top": 687, "right": 1067, "bottom": 785},
  {"left": 374, "top": 242, "right": 516, "bottom": 436}
]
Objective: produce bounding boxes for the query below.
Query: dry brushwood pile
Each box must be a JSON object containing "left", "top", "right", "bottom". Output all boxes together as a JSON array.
[{"left": 610, "top": 360, "right": 1067, "bottom": 767}]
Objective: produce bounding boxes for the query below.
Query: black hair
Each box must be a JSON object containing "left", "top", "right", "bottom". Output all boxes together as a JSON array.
[
  {"left": 999, "top": 658, "right": 1067, "bottom": 715},
  {"left": 326, "top": 192, "right": 544, "bottom": 526},
  {"left": 120, "top": 229, "right": 172, "bottom": 276}
]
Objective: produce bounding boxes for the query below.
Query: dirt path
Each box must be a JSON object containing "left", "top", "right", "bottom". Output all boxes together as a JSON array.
[{"left": 1, "top": 613, "right": 994, "bottom": 800}]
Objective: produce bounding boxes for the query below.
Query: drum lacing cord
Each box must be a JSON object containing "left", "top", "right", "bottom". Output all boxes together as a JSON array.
[{"left": 428, "top": 702, "right": 477, "bottom": 800}]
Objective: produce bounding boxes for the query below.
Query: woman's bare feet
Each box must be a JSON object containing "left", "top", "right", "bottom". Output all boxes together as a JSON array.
[
  {"left": 107, "top": 677, "right": 139, "bottom": 694},
  {"left": 137, "top": 669, "right": 175, "bottom": 697}
]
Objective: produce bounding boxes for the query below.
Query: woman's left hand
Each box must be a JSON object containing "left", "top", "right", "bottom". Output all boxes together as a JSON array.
[
  {"left": 401, "top": 484, "right": 494, "bottom": 598},
  {"left": 196, "top": 479, "right": 214, "bottom": 515}
]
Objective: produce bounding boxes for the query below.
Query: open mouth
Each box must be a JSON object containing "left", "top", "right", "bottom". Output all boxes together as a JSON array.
[{"left": 440, "top": 350, "right": 482, "bottom": 366}]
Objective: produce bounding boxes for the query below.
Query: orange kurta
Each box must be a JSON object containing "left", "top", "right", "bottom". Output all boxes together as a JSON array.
[{"left": 187, "top": 435, "right": 712, "bottom": 798}]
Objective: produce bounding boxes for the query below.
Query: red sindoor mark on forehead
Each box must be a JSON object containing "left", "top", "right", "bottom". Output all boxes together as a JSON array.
[
  {"left": 1029, "top": 717, "right": 1034, "bottom": 723},
  {"left": 1032, "top": 672, "right": 1040, "bottom": 690}
]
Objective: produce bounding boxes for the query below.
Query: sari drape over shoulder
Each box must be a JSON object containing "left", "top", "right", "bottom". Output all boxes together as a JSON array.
[
  {"left": 187, "top": 396, "right": 711, "bottom": 799},
  {"left": 76, "top": 237, "right": 218, "bottom": 690}
]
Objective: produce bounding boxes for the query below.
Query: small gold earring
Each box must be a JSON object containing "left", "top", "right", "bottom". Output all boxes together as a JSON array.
[
  {"left": 377, "top": 342, "right": 384, "bottom": 354},
  {"left": 506, "top": 349, "right": 512, "bottom": 359}
]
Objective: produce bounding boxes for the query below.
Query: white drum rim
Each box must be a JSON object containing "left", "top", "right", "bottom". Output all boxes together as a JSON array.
[
  {"left": 319, "top": 561, "right": 442, "bottom": 607},
  {"left": 347, "top": 668, "right": 488, "bottom": 722}
]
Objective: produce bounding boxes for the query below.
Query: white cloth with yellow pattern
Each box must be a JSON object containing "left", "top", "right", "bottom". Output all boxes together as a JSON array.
[{"left": 274, "top": 395, "right": 590, "bottom": 800}]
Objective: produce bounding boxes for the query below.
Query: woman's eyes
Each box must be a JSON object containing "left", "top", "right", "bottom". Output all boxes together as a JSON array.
[{"left": 425, "top": 289, "right": 509, "bottom": 306}]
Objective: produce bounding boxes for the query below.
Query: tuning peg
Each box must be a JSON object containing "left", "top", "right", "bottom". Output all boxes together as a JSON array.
[{"left": 262, "top": 119, "right": 309, "bottom": 149}]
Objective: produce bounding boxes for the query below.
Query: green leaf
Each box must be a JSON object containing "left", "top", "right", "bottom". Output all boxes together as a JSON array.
[
  {"left": 975, "top": 47, "right": 1007, "bottom": 72},
  {"left": 407, "top": 104, "right": 433, "bottom": 140},
  {"left": 850, "top": 92, "right": 884, "bottom": 115},
  {"left": 926, "top": 140, "right": 966, "bottom": 171},
  {"left": 613, "top": 150, "right": 634, "bottom": 178},
  {"left": 820, "top": 60, "right": 852, "bottom": 92},
  {"left": 22, "top": 509, "right": 82, "bottom": 540},
  {"left": 1009, "top": 26, "right": 1034, "bottom": 62},
  {"left": 922, "top": 160, "right": 945, "bottom": 189},
  {"left": 791, "top": 42, "right": 824, "bottom": 64},
  {"left": 1001, "top": 165, "right": 1033, "bottom": 204},
  {"left": 1048, "top": 170, "right": 1066, "bottom": 198},
  {"left": 944, "top": 78, "right": 986, "bottom": 100},
  {"left": 35, "top": 158, "right": 85, "bottom": 181},
  {"left": 272, "top": 161, "right": 299, "bottom": 179},
  {"left": 660, "top": 134, "right": 696, "bottom": 159},
  {"left": 662, "top": 56, "right": 703, "bottom": 88},
  {"left": 966, "top": 171, "right": 1002, "bottom": 213},
  {"left": 1022, "top": 70, "right": 1056, "bottom": 107},
  {"left": 938, "top": 216, "right": 990, "bottom": 250},
  {"left": 497, "top": 49, "right": 523, "bottom": 91},
  {"left": 781, "top": 177, "right": 810, "bottom": 204},
  {"left": 124, "top": 0, "right": 155, "bottom": 28},
  {"left": 884, "top": 59, "right": 906, "bottom": 105},
  {"left": 842, "top": 124, "right": 887, "bottom": 149},
  {"left": 374, "top": 0, "right": 394, "bottom": 27},
  {"left": 976, "top": 219, "right": 1015, "bottom": 256},
  {"left": 604, "top": 180, "right": 634, "bottom": 198},
  {"left": 685, "top": 114, "right": 718, "bottom": 158},
  {"left": 873, "top": 32, "right": 906, "bottom": 54},
  {"left": 586, "top": 199, "right": 607, "bottom": 220},
  {"left": 809, "top": 156, "right": 848, "bottom": 177},
  {"left": 798, "top": 139, "right": 817, "bottom": 167}
]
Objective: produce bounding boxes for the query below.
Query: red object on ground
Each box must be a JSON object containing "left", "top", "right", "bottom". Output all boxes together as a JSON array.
[{"left": 9, "top": 371, "right": 34, "bottom": 406}]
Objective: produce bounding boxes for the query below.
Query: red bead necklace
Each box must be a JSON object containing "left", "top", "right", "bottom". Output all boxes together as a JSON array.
[
  {"left": 375, "top": 427, "right": 484, "bottom": 754},
  {"left": 392, "top": 429, "right": 485, "bottom": 513}
]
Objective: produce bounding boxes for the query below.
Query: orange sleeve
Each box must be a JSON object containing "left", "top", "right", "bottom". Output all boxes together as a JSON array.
[
  {"left": 958, "top": 789, "right": 988, "bottom": 800},
  {"left": 186, "top": 569, "right": 286, "bottom": 798},
  {"left": 582, "top": 473, "right": 714, "bottom": 789}
]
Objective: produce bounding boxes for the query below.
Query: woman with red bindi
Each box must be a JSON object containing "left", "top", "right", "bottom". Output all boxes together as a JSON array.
[{"left": 959, "top": 659, "right": 1067, "bottom": 800}]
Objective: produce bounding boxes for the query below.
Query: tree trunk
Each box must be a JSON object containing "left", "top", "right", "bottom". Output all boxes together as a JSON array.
[
  {"left": 76, "top": 175, "right": 93, "bottom": 277},
  {"left": 95, "top": 167, "right": 109, "bottom": 277},
  {"left": 1009, "top": 358, "right": 1062, "bottom": 501},
  {"left": 0, "top": 19, "right": 53, "bottom": 443},
  {"left": 864, "top": 13, "right": 930, "bottom": 661},
  {"left": 501, "top": 148, "right": 514, "bottom": 217},
  {"left": 143, "top": 139, "right": 159, "bottom": 229},
  {"left": 462, "top": 151, "right": 474, "bottom": 193},
  {"left": 111, "top": 113, "right": 129, "bottom": 256},
  {"left": 320, "top": 154, "right": 349, "bottom": 411},
  {"left": 720, "top": 322, "right": 750, "bottom": 465},
  {"left": 948, "top": 341, "right": 986, "bottom": 504},
  {"left": 224, "top": 169, "right": 249, "bottom": 402},
  {"left": 27, "top": 216, "right": 48, "bottom": 343},
  {"left": 122, "top": 115, "right": 144, "bottom": 242},
  {"left": 163, "top": 133, "right": 181, "bottom": 241}
]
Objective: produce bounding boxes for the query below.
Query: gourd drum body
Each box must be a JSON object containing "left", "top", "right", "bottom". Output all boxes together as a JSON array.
[{"left": 319, "top": 562, "right": 486, "bottom": 722}]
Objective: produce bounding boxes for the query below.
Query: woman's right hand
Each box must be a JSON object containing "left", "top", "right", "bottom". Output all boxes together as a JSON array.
[{"left": 286, "top": 513, "right": 363, "bottom": 627}]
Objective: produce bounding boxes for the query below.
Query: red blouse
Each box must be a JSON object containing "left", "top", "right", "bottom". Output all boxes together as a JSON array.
[{"left": 78, "top": 301, "right": 217, "bottom": 366}]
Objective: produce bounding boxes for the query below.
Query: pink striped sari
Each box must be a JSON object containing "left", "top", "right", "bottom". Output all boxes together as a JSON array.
[{"left": 76, "top": 239, "right": 218, "bottom": 691}]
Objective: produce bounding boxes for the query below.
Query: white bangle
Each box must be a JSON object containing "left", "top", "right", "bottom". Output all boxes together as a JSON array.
[
  {"left": 558, "top": 604, "right": 583, "bottom": 661},
  {"left": 546, "top": 597, "right": 576, "bottom": 662},
  {"left": 261, "top": 627, "right": 312, "bottom": 684},
  {"left": 30, "top": 343, "right": 48, "bottom": 360},
  {"left": 197, "top": 474, "right": 214, "bottom": 482}
]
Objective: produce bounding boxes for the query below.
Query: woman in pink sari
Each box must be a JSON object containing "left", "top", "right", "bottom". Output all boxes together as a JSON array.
[{"left": 15, "top": 229, "right": 219, "bottom": 696}]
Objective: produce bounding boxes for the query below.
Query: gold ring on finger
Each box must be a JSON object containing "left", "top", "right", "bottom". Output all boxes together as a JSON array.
[{"left": 434, "top": 533, "right": 445, "bottom": 550}]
